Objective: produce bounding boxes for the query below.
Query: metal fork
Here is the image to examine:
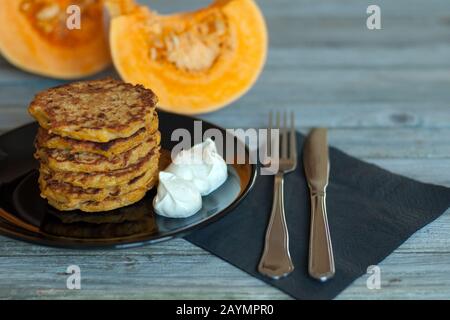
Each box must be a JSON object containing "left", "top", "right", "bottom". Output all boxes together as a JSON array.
[{"left": 258, "top": 111, "right": 297, "bottom": 279}]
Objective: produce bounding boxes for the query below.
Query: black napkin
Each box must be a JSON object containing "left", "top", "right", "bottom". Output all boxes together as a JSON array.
[{"left": 185, "top": 133, "right": 450, "bottom": 300}]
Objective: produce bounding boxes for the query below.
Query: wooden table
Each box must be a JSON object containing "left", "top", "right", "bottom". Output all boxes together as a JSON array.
[{"left": 1, "top": 0, "right": 450, "bottom": 299}]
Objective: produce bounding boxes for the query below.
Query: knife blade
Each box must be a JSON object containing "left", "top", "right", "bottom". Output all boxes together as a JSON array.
[
  {"left": 303, "top": 128, "right": 329, "bottom": 191},
  {"left": 303, "top": 128, "right": 335, "bottom": 282}
]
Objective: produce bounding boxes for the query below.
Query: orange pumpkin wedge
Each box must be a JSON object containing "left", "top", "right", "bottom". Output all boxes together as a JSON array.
[
  {"left": 108, "top": 0, "right": 268, "bottom": 114},
  {"left": 0, "top": 0, "right": 111, "bottom": 79}
]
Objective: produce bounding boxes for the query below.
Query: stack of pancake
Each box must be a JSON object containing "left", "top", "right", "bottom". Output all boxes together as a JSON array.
[{"left": 28, "top": 78, "right": 161, "bottom": 212}]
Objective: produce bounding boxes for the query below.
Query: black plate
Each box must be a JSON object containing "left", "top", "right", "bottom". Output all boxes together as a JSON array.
[{"left": 0, "top": 111, "right": 257, "bottom": 248}]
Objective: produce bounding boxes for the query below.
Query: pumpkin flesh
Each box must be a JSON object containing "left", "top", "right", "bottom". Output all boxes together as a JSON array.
[
  {"left": 0, "top": 0, "right": 111, "bottom": 79},
  {"left": 109, "top": 0, "right": 268, "bottom": 114}
]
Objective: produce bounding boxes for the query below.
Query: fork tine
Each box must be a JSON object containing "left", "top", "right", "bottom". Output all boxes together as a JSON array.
[
  {"left": 267, "top": 111, "right": 273, "bottom": 157},
  {"left": 281, "top": 111, "right": 288, "bottom": 158},
  {"left": 276, "top": 111, "right": 281, "bottom": 158},
  {"left": 276, "top": 110, "right": 280, "bottom": 129},
  {"left": 290, "top": 111, "right": 297, "bottom": 162}
]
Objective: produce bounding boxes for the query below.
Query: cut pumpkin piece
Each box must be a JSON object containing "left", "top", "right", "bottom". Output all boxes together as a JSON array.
[
  {"left": 108, "top": 0, "right": 268, "bottom": 114},
  {"left": 0, "top": 0, "right": 111, "bottom": 79}
]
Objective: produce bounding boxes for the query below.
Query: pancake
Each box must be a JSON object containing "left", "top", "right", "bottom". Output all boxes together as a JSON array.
[
  {"left": 45, "top": 187, "right": 152, "bottom": 212},
  {"left": 35, "top": 112, "right": 159, "bottom": 157},
  {"left": 35, "top": 131, "right": 161, "bottom": 173},
  {"left": 39, "top": 148, "right": 160, "bottom": 188},
  {"left": 28, "top": 78, "right": 158, "bottom": 143},
  {"left": 39, "top": 162, "right": 159, "bottom": 205}
]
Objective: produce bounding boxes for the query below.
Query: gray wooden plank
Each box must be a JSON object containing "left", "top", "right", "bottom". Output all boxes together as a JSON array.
[
  {"left": 5, "top": 46, "right": 450, "bottom": 85},
  {"left": 201, "top": 102, "right": 450, "bottom": 130},
  {"left": 3, "top": 65, "right": 450, "bottom": 104},
  {"left": 337, "top": 252, "right": 450, "bottom": 300},
  {"left": 0, "top": 238, "right": 290, "bottom": 300},
  {"left": 147, "top": 0, "right": 450, "bottom": 19},
  {"left": 4, "top": 68, "right": 449, "bottom": 99},
  {"left": 3, "top": 249, "right": 450, "bottom": 300},
  {"left": 369, "top": 159, "right": 450, "bottom": 186},
  {"left": 267, "top": 47, "right": 450, "bottom": 69},
  {"left": 324, "top": 128, "right": 450, "bottom": 159}
]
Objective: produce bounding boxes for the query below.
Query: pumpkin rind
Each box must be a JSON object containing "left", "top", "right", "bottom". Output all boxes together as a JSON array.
[
  {"left": 109, "top": 0, "right": 268, "bottom": 114},
  {"left": 0, "top": 0, "right": 111, "bottom": 79}
]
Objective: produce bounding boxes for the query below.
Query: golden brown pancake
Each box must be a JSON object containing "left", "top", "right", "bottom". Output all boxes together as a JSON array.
[
  {"left": 45, "top": 187, "right": 153, "bottom": 212},
  {"left": 35, "top": 131, "right": 161, "bottom": 173},
  {"left": 39, "top": 148, "right": 160, "bottom": 188},
  {"left": 35, "top": 112, "right": 159, "bottom": 157},
  {"left": 28, "top": 78, "right": 158, "bottom": 142},
  {"left": 39, "top": 162, "right": 159, "bottom": 205}
]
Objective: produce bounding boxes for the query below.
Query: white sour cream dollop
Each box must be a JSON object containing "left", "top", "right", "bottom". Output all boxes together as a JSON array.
[
  {"left": 153, "top": 171, "right": 202, "bottom": 218},
  {"left": 166, "top": 138, "right": 228, "bottom": 196},
  {"left": 152, "top": 138, "right": 228, "bottom": 218}
]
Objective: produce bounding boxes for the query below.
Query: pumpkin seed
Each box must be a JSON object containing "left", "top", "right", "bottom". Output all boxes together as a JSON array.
[{"left": 36, "top": 4, "right": 60, "bottom": 21}]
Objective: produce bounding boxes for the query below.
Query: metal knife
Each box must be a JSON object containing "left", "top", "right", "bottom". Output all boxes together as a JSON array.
[{"left": 303, "top": 128, "right": 335, "bottom": 282}]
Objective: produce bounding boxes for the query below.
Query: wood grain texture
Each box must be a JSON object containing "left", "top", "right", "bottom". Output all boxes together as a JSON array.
[{"left": 1, "top": 0, "right": 450, "bottom": 300}]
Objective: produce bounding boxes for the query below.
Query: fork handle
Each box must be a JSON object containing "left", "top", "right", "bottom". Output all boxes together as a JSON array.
[
  {"left": 258, "top": 172, "right": 294, "bottom": 279},
  {"left": 308, "top": 191, "right": 335, "bottom": 281}
]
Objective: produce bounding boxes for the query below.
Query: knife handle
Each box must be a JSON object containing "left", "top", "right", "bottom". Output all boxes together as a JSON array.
[
  {"left": 258, "top": 173, "right": 294, "bottom": 279},
  {"left": 309, "top": 191, "right": 335, "bottom": 281}
]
